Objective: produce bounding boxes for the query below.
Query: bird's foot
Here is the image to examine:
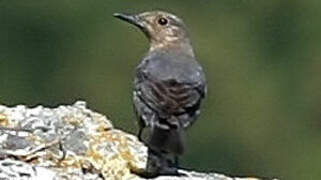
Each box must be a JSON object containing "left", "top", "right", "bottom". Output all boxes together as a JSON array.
[
  {"left": 134, "top": 148, "right": 187, "bottom": 178},
  {"left": 134, "top": 166, "right": 187, "bottom": 178}
]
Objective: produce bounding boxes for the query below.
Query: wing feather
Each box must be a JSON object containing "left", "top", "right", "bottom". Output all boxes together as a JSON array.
[{"left": 134, "top": 54, "right": 206, "bottom": 128}]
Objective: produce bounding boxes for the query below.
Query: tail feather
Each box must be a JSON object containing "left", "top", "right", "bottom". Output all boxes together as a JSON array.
[{"left": 148, "top": 125, "right": 184, "bottom": 155}]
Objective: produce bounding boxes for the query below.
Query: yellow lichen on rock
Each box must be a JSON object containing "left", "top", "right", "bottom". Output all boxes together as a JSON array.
[
  {"left": 84, "top": 129, "right": 137, "bottom": 179},
  {"left": 0, "top": 113, "right": 8, "bottom": 126},
  {"left": 79, "top": 127, "right": 147, "bottom": 179},
  {"left": 101, "top": 153, "right": 136, "bottom": 180},
  {"left": 91, "top": 112, "right": 113, "bottom": 131}
]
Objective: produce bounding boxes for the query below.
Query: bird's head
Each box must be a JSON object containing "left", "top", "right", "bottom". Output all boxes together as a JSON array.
[{"left": 114, "top": 11, "right": 192, "bottom": 52}]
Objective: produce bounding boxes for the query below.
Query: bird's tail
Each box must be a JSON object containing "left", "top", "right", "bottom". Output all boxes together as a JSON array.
[{"left": 148, "top": 124, "right": 184, "bottom": 156}]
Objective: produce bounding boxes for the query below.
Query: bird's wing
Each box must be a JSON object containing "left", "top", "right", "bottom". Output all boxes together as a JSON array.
[{"left": 134, "top": 57, "right": 206, "bottom": 128}]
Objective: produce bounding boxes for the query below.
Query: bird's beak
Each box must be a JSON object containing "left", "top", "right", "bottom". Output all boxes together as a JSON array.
[{"left": 113, "top": 13, "right": 144, "bottom": 28}]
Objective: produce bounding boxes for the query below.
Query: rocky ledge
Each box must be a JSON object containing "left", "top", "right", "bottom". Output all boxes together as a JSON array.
[{"left": 0, "top": 101, "right": 273, "bottom": 180}]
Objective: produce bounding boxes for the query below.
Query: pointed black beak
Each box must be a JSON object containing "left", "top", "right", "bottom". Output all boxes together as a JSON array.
[{"left": 113, "top": 13, "right": 144, "bottom": 28}]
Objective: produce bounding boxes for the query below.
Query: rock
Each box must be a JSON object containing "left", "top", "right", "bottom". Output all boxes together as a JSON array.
[{"left": 0, "top": 101, "right": 274, "bottom": 180}]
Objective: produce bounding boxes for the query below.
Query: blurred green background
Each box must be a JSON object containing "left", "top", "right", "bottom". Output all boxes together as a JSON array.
[{"left": 1, "top": 0, "right": 321, "bottom": 179}]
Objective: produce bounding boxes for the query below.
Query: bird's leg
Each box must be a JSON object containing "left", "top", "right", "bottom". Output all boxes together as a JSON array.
[
  {"left": 174, "top": 156, "right": 179, "bottom": 167},
  {"left": 166, "top": 155, "right": 180, "bottom": 168}
]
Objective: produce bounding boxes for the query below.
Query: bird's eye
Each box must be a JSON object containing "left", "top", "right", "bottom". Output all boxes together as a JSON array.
[{"left": 158, "top": 18, "right": 168, "bottom": 26}]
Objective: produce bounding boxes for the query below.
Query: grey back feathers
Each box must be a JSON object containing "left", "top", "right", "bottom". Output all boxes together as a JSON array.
[{"left": 134, "top": 50, "right": 206, "bottom": 129}]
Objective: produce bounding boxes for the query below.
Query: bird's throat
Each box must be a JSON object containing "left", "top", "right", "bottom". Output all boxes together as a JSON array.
[{"left": 149, "top": 39, "right": 195, "bottom": 57}]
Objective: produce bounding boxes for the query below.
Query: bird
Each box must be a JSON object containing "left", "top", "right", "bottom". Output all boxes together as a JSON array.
[{"left": 114, "top": 10, "right": 207, "bottom": 173}]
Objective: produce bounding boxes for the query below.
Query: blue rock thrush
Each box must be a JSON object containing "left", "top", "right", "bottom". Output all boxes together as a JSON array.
[{"left": 114, "top": 10, "right": 207, "bottom": 176}]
